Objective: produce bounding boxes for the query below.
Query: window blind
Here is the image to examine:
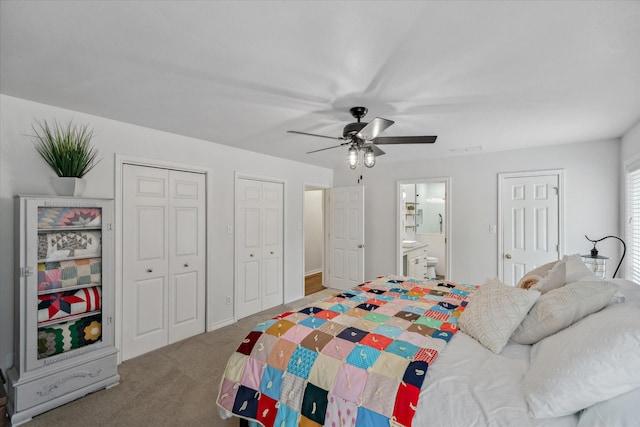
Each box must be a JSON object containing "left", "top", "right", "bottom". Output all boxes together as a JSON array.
[{"left": 627, "top": 165, "right": 640, "bottom": 283}]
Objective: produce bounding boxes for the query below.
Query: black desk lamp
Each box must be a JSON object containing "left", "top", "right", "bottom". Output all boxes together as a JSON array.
[{"left": 583, "top": 235, "right": 626, "bottom": 278}]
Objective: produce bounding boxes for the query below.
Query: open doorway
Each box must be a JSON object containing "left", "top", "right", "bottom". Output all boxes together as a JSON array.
[
  {"left": 397, "top": 178, "right": 451, "bottom": 280},
  {"left": 304, "top": 187, "right": 326, "bottom": 295}
]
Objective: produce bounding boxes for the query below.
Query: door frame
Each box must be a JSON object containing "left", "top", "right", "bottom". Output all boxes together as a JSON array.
[
  {"left": 396, "top": 177, "right": 452, "bottom": 279},
  {"left": 497, "top": 169, "right": 564, "bottom": 282},
  {"left": 303, "top": 183, "right": 330, "bottom": 295},
  {"left": 115, "top": 154, "right": 213, "bottom": 364},
  {"left": 234, "top": 172, "right": 286, "bottom": 320}
]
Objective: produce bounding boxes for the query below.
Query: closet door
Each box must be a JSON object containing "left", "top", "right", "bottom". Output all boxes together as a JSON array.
[
  {"left": 236, "top": 179, "right": 263, "bottom": 319},
  {"left": 168, "top": 170, "right": 206, "bottom": 343},
  {"left": 123, "top": 165, "right": 169, "bottom": 360},
  {"left": 261, "top": 181, "right": 284, "bottom": 310},
  {"left": 235, "top": 178, "right": 283, "bottom": 319},
  {"left": 122, "top": 165, "right": 206, "bottom": 360}
]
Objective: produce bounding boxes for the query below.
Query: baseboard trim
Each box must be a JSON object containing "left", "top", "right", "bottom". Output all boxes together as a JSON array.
[
  {"left": 305, "top": 269, "right": 322, "bottom": 277},
  {"left": 207, "top": 318, "right": 235, "bottom": 332}
]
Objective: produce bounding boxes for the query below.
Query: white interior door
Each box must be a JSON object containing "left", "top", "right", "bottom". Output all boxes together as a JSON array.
[
  {"left": 122, "top": 165, "right": 206, "bottom": 360},
  {"left": 235, "top": 178, "right": 283, "bottom": 319},
  {"left": 500, "top": 172, "right": 561, "bottom": 285},
  {"left": 327, "top": 186, "right": 365, "bottom": 290},
  {"left": 168, "top": 170, "right": 206, "bottom": 343},
  {"left": 261, "top": 181, "right": 284, "bottom": 309}
]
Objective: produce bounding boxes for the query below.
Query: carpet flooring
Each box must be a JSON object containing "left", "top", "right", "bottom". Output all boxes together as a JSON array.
[{"left": 22, "top": 287, "right": 337, "bottom": 427}]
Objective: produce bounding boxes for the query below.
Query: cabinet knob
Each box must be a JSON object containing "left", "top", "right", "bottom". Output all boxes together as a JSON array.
[
  {"left": 184, "top": 263, "right": 189, "bottom": 267},
  {"left": 250, "top": 253, "right": 254, "bottom": 257},
  {"left": 147, "top": 268, "right": 153, "bottom": 273},
  {"left": 270, "top": 251, "right": 274, "bottom": 255}
]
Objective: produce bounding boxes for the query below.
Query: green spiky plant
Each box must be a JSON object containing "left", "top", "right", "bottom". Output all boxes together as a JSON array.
[{"left": 31, "top": 119, "right": 101, "bottom": 178}]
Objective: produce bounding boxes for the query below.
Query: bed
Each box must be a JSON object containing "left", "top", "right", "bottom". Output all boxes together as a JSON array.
[{"left": 216, "top": 255, "right": 640, "bottom": 426}]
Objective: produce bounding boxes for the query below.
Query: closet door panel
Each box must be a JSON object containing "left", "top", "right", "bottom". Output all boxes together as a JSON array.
[
  {"left": 136, "top": 276, "right": 166, "bottom": 336},
  {"left": 168, "top": 170, "right": 206, "bottom": 343},
  {"left": 173, "top": 271, "right": 199, "bottom": 324},
  {"left": 236, "top": 178, "right": 263, "bottom": 319},
  {"left": 261, "top": 182, "right": 283, "bottom": 310},
  {"left": 123, "top": 165, "right": 169, "bottom": 360}
]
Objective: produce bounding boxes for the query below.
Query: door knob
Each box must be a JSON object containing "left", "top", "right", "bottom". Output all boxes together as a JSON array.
[
  {"left": 147, "top": 268, "right": 153, "bottom": 273},
  {"left": 184, "top": 263, "right": 189, "bottom": 267},
  {"left": 505, "top": 253, "right": 512, "bottom": 259},
  {"left": 358, "top": 244, "right": 364, "bottom": 249}
]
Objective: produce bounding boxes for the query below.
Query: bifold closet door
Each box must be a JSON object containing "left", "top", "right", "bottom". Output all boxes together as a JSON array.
[
  {"left": 235, "top": 179, "right": 283, "bottom": 319},
  {"left": 122, "top": 165, "right": 205, "bottom": 360}
]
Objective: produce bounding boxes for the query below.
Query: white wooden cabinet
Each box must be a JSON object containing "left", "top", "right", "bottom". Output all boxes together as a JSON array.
[
  {"left": 405, "top": 245, "right": 429, "bottom": 279},
  {"left": 7, "top": 196, "right": 119, "bottom": 426}
]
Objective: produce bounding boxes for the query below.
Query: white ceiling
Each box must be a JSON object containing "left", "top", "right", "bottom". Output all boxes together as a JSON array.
[{"left": 1, "top": 1, "right": 639, "bottom": 170}]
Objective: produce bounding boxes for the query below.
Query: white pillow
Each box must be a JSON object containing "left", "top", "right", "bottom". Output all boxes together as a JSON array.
[
  {"left": 564, "top": 254, "right": 597, "bottom": 283},
  {"left": 517, "top": 260, "right": 566, "bottom": 294},
  {"left": 459, "top": 281, "right": 540, "bottom": 354},
  {"left": 511, "top": 280, "right": 617, "bottom": 345},
  {"left": 524, "top": 304, "right": 640, "bottom": 418}
]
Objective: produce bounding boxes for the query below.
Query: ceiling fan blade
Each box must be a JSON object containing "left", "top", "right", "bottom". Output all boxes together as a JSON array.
[
  {"left": 373, "top": 135, "right": 438, "bottom": 144},
  {"left": 306, "top": 142, "right": 350, "bottom": 154},
  {"left": 356, "top": 117, "right": 395, "bottom": 140},
  {"left": 287, "top": 130, "right": 345, "bottom": 141},
  {"left": 369, "top": 144, "right": 386, "bottom": 156}
]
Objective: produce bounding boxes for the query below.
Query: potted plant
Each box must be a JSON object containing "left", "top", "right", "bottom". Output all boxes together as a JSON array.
[{"left": 30, "top": 119, "right": 100, "bottom": 196}]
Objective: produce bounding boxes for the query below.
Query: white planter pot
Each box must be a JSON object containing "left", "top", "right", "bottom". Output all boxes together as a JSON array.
[{"left": 52, "top": 177, "right": 86, "bottom": 196}]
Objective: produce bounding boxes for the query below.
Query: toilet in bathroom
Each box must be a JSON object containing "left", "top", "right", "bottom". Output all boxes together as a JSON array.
[{"left": 426, "top": 256, "right": 439, "bottom": 279}]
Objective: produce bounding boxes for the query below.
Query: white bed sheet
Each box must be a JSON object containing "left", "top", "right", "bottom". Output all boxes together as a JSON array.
[
  {"left": 414, "top": 332, "right": 577, "bottom": 427},
  {"left": 413, "top": 278, "right": 640, "bottom": 427}
]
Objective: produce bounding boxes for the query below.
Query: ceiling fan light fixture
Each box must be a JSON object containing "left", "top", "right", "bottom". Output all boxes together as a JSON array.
[
  {"left": 289, "top": 106, "right": 437, "bottom": 169},
  {"left": 348, "top": 145, "right": 359, "bottom": 169},
  {"left": 363, "top": 146, "right": 376, "bottom": 168}
]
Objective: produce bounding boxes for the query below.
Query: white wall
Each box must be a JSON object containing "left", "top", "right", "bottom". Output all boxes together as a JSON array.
[
  {"left": 0, "top": 95, "right": 333, "bottom": 371},
  {"left": 304, "top": 190, "right": 323, "bottom": 275},
  {"left": 621, "top": 119, "right": 640, "bottom": 161},
  {"left": 334, "top": 139, "right": 621, "bottom": 284}
]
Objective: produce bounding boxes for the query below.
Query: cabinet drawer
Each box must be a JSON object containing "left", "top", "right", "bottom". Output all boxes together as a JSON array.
[{"left": 15, "top": 353, "right": 118, "bottom": 411}]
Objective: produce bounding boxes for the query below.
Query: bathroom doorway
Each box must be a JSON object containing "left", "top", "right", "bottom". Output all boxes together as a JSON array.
[
  {"left": 396, "top": 178, "right": 451, "bottom": 280},
  {"left": 304, "top": 186, "right": 326, "bottom": 295}
]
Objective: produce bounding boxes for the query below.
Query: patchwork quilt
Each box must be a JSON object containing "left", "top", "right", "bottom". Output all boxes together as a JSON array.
[
  {"left": 37, "top": 206, "right": 102, "bottom": 229},
  {"left": 37, "top": 313, "right": 102, "bottom": 359},
  {"left": 38, "top": 258, "right": 102, "bottom": 291},
  {"left": 216, "top": 276, "right": 477, "bottom": 427},
  {"left": 38, "top": 285, "right": 102, "bottom": 324},
  {"left": 38, "top": 230, "right": 102, "bottom": 260}
]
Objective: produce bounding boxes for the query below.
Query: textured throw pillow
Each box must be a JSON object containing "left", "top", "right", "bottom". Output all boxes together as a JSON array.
[
  {"left": 564, "top": 254, "right": 597, "bottom": 282},
  {"left": 459, "top": 281, "right": 540, "bottom": 354},
  {"left": 517, "top": 260, "right": 565, "bottom": 294},
  {"left": 524, "top": 304, "right": 640, "bottom": 418},
  {"left": 511, "top": 280, "right": 618, "bottom": 345}
]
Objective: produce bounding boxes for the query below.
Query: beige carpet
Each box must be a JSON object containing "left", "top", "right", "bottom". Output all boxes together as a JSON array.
[{"left": 23, "top": 288, "right": 337, "bottom": 427}]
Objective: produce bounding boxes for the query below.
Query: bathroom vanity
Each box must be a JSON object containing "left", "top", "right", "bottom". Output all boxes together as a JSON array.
[{"left": 403, "top": 243, "right": 429, "bottom": 279}]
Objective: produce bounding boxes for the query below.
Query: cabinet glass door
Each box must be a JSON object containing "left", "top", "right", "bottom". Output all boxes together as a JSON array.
[{"left": 36, "top": 206, "right": 104, "bottom": 359}]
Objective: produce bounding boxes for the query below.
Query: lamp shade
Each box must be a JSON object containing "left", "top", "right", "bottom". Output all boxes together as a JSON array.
[
  {"left": 348, "top": 146, "right": 359, "bottom": 169},
  {"left": 363, "top": 147, "right": 376, "bottom": 168}
]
